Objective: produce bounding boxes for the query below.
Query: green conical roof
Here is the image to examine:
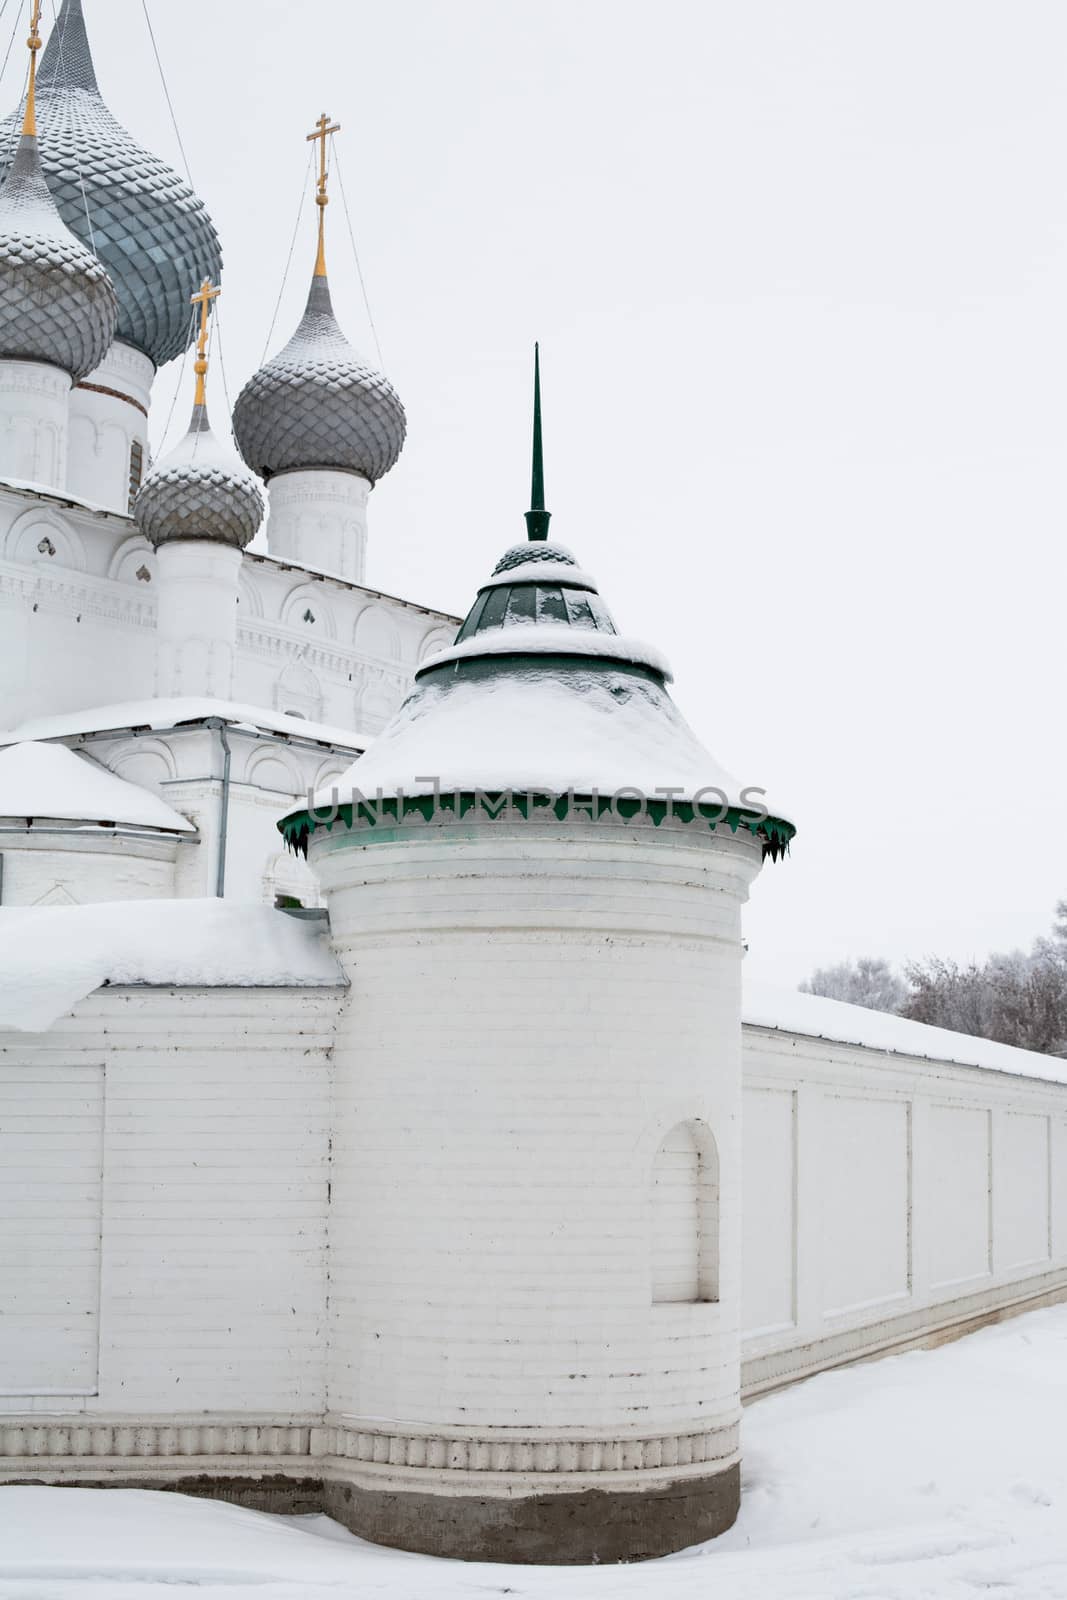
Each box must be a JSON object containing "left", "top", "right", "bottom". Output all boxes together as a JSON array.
[{"left": 279, "top": 352, "right": 794, "bottom": 861}]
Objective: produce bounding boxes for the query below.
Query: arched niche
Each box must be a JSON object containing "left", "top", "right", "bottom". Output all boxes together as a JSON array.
[
  {"left": 107, "top": 534, "right": 157, "bottom": 587},
  {"left": 280, "top": 582, "right": 336, "bottom": 639},
  {"left": 243, "top": 745, "right": 304, "bottom": 797},
  {"left": 418, "top": 627, "right": 455, "bottom": 664},
  {"left": 109, "top": 740, "right": 178, "bottom": 789},
  {"left": 353, "top": 604, "right": 400, "bottom": 662},
  {"left": 651, "top": 1120, "right": 720, "bottom": 1305},
  {"left": 273, "top": 661, "right": 324, "bottom": 724},
  {"left": 262, "top": 849, "right": 324, "bottom": 910},
  {"left": 4, "top": 508, "right": 87, "bottom": 573}
]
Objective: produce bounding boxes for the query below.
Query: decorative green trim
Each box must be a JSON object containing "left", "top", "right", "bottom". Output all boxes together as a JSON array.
[{"left": 278, "top": 792, "right": 795, "bottom": 863}]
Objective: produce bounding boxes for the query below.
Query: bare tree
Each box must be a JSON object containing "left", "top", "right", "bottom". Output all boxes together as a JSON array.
[
  {"left": 799, "top": 957, "right": 906, "bottom": 1014},
  {"left": 901, "top": 942, "right": 1067, "bottom": 1056}
]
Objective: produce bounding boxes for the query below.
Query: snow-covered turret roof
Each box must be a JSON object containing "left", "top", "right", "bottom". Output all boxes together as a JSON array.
[
  {"left": 0, "top": 741, "right": 193, "bottom": 832},
  {"left": 281, "top": 357, "right": 794, "bottom": 861}
]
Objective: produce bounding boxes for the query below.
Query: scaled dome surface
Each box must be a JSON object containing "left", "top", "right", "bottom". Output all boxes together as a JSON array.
[
  {"left": 0, "top": 132, "right": 117, "bottom": 381},
  {"left": 0, "top": 0, "right": 222, "bottom": 369},
  {"left": 134, "top": 404, "right": 265, "bottom": 551},
  {"left": 233, "top": 274, "right": 406, "bottom": 484}
]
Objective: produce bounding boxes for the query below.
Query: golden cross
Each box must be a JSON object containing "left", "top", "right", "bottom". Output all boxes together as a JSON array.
[
  {"left": 23, "top": 0, "right": 43, "bottom": 138},
  {"left": 307, "top": 112, "right": 341, "bottom": 276},
  {"left": 190, "top": 278, "right": 221, "bottom": 407}
]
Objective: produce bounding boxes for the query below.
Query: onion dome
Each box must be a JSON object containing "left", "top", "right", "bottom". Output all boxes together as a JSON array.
[
  {"left": 0, "top": 130, "right": 116, "bottom": 380},
  {"left": 134, "top": 282, "right": 264, "bottom": 550},
  {"left": 135, "top": 402, "right": 264, "bottom": 550},
  {"left": 0, "top": 5, "right": 116, "bottom": 381},
  {"left": 280, "top": 349, "right": 794, "bottom": 864},
  {"left": 233, "top": 113, "right": 405, "bottom": 484},
  {"left": 233, "top": 274, "right": 406, "bottom": 483},
  {"left": 0, "top": 0, "right": 222, "bottom": 369}
]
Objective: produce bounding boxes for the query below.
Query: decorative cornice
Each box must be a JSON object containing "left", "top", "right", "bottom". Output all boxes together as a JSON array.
[
  {"left": 0, "top": 1416, "right": 738, "bottom": 1477},
  {"left": 0, "top": 1420, "right": 314, "bottom": 1461},
  {"left": 319, "top": 1420, "right": 739, "bottom": 1475},
  {"left": 0, "top": 564, "right": 155, "bottom": 627}
]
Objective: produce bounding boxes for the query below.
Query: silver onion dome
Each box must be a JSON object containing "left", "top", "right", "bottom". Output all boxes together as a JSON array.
[
  {"left": 0, "top": 0, "right": 222, "bottom": 369},
  {"left": 232, "top": 272, "right": 406, "bottom": 484},
  {"left": 0, "top": 131, "right": 117, "bottom": 380},
  {"left": 134, "top": 404, "right": 265, "bottom": 551}
]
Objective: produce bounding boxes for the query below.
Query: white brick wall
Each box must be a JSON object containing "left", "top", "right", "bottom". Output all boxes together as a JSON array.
[
  {"left": 741, "top": 1030, "right": 1067, "bottom": 1394},
  {"left": 0, "top": 985, "right": 338, "bottom": 1419},
  {"left": 3, "top": 907, "right": 1067, "bottom": 1493},
  {"left": 0, "top": 832, "right": 178, "bottom": 905},
  {"left": 312, "top": 817, "right": 763, "bottom": 1497}
]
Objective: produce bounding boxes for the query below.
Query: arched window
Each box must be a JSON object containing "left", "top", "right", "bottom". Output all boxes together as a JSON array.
[{"left": 651, "top": 1121, "right": 719, "bottom": 1304}]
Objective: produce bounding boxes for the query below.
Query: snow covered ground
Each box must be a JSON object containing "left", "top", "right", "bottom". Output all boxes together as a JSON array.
[{"left": 3, "top": 1301, "right": 1067, "bottom": 1598}]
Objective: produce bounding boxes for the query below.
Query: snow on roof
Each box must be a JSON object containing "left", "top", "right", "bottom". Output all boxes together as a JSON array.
[
  {"left": 0, "top": 473, "right": 120, "bottom": 518},
  {"left": 0, "top": 899, "right": 344, "bottom": 1033},
  {"left": 307, "top": 666, "right": 780, "bottom": 817},
  {"left": 1, "top": 698, "right": 363, "bottom": 751},
  {"left": 476, "top": 561, "right": 597, "bottom": 590},
  {"left": 744, "top": 981, "right": 1067, "bottom": 1087},
  {"left": 243, "top": 549, "right": 461, "bottom": 624},
  {"left": 0, "top": 742, "right": 194, "bottom": 832},
  {"left": 421, "top": 625, "right": 672, "bottom": 680}
]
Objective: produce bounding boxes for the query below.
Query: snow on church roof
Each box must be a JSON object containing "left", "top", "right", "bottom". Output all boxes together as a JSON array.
[
  {"left": 0, "top": 900, "right": 344, "bottom": 1033},
  {"left": 2, "top": 698, "right": 363, "bottom": 752},
  {"left": 0, "top": 742, "right": 193, "bottom": 832},
  {"left": 745, "top": 982, "right": 1067, "bottom": 1087}
]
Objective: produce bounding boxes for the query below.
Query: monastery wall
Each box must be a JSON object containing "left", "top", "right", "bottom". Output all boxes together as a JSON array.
[
  {"left": 0, "top": 986, "right": 338, "bottom": 1444},
  {"left": 740, "top": 1029, "right": 1067, "bottom": 1394},
  {"left": 2, "top": 978, "right": 1066, "bottom": 1500}
]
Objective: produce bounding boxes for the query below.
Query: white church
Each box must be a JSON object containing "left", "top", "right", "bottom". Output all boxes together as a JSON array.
[{"left": 2, "top": 0, "right": 1067, "bottom": 1567}]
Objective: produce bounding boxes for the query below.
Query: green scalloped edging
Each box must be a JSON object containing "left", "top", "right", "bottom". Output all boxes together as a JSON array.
[{"left": 279, "top": 793, "right": 795, "bottom": 863}]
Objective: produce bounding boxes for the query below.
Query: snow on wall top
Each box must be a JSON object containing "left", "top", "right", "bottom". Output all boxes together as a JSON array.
[
  {"left": 0, "top": 742, "right": 194, "bottom": 832},
  {"left": 745, "top": 981, "right": 1067, "bottom": 1087},
  {"left": 0, "top": 899, "right": 345, "bottom": 1033},
  {"left": 1, "top": 698, "right": 362, "bottom": 753}
]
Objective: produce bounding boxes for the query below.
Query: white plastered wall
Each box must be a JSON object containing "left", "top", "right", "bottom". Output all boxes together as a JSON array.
[{"left": 740, "top": 1028, "right": 1067, "bottom": 1394}]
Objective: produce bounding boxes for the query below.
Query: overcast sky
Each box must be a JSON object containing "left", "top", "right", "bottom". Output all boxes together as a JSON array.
[{"left": 14, "top": 1, "right": 1067, "bottom": 986}]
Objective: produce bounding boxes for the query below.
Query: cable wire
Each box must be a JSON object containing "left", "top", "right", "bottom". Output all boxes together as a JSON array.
[
  {"left": 332, "top": 139, "right": 386, "bottom": 370},
  {"left": 152, "top": 309, "right": 195, "bottom": 461},
  {"left": 212, "top": 303, "right": 235, "bottom": 437},
  {"left": 140, "top": 0, "right": 195, "bottom": 188},
  {"left": 259, "top": 145, "right": 313, "bottom": 366},
  {"left": 0, "top": 0, "right": 26, "bottom": 106}
]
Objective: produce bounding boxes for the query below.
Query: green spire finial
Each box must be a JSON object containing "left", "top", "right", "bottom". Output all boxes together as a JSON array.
[{"left": 525, "top": 342, "right": 551, "bottom": 542}]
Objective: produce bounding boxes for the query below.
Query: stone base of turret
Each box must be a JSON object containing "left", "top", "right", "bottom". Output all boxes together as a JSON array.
[
  {"left": 2, "top": 1461, "right": 739, "bottom": 1565},
  {"left": 322, "top": 1463, "right": 741, "bottom": 1564}
]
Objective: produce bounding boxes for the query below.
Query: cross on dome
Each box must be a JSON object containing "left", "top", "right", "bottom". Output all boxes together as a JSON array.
[
  {"left": 307, "top": 112, "right": 340, "bottom": 278},
  {"left": 190, "top": 277, "right": 221, "bottom": 408},
  {"left": 23, "top": 0, "right": 42, "bottom": 138},
  {"left": 232, "top": 115, "right": 406, "bottom": 486}
]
